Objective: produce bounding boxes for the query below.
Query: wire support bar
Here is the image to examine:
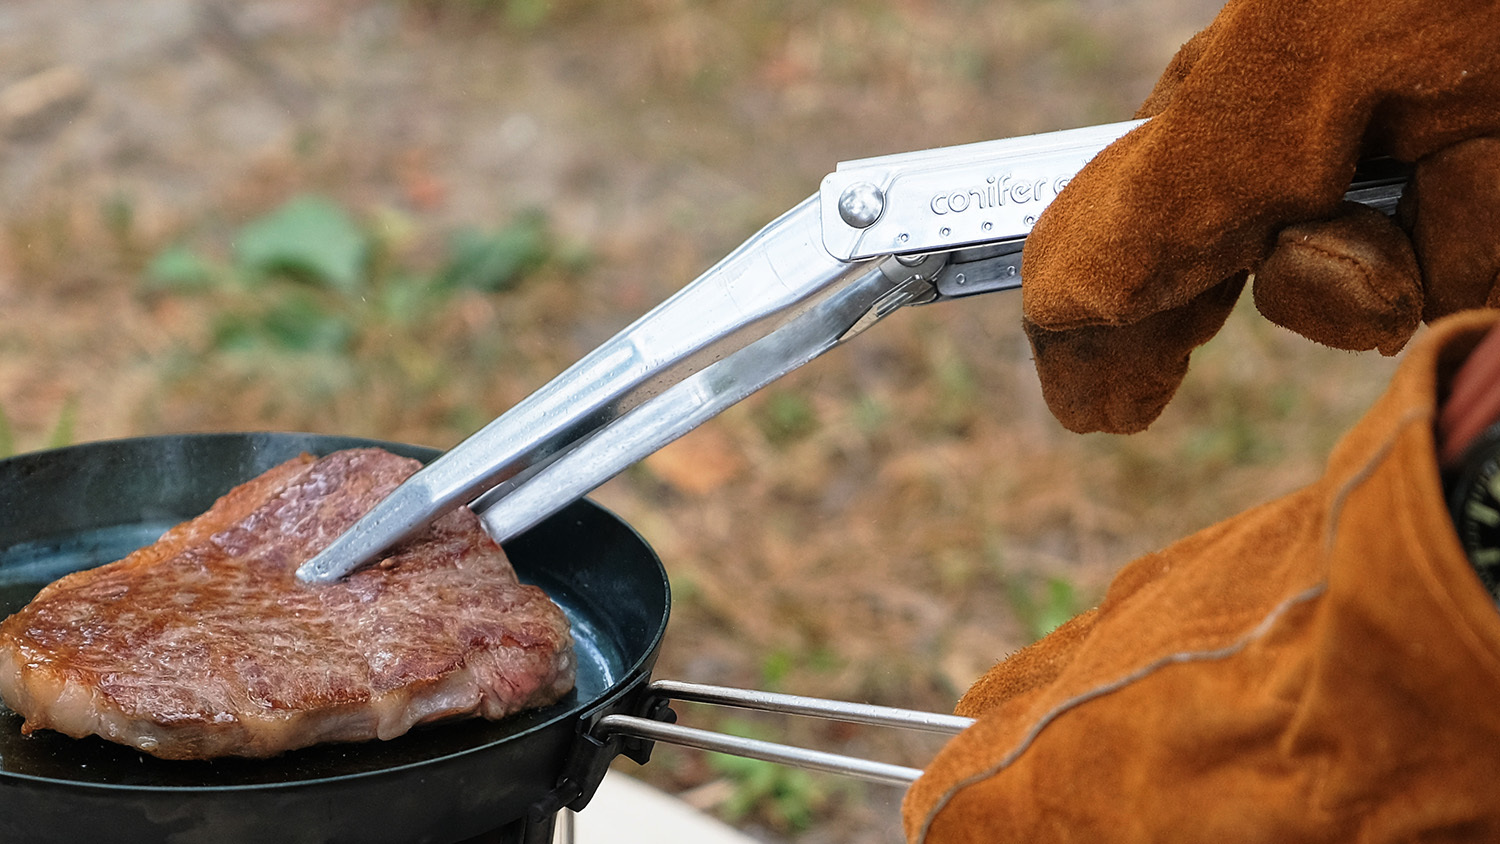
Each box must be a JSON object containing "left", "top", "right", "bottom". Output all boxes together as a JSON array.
[
  {"left": 650, "top": 680, "right": 975, "bottom": 736},
  {"left": 596, "top": 715, "right": 924, "bottom": 787}
]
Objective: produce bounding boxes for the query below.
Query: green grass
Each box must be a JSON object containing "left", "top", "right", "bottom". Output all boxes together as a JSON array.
[{"left": 706, "top": 718, "right": 830, "bottom": 833}]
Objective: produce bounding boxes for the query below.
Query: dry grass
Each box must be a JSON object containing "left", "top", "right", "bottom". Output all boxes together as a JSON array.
[{"left": 0, "top": 1, "right": 1406, "bottom": 840}]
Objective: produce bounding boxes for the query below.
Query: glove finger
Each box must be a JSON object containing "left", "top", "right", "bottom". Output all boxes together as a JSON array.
[
  {"left": 1252, "top": 201, "right": 1422, "bottom": 356},
  {"left": 1025, "top": 274, "right": 1246, "bottom": 434},
  {"left": 1402, "top": 136, "right": 1500, "bottom": 321}
]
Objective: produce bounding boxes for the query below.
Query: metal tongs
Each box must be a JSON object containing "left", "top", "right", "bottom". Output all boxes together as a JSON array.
[{"left": 298, "top": 119, "right": 1408, "bottom": 582}]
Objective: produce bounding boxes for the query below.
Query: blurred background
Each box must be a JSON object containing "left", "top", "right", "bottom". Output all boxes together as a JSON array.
[{"left": 0, "top": 1, "right": 1407, "bottom": 840}]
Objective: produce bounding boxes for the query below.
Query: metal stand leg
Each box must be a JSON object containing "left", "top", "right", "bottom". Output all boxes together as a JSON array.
[{"left": 552, "top": 809, "right": 575, "bottom": 844}]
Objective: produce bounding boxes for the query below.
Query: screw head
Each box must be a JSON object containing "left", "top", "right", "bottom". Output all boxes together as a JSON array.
[{"left": 837, "top": 182, "right": 885, "bottom": 229}]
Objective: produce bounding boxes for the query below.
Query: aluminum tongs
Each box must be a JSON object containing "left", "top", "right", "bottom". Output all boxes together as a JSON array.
[{"left": 298, "top": 118, "right": 1408, "bottom": 582}]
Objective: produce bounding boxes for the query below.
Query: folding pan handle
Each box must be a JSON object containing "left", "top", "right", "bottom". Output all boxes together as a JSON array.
[{"left": 594, "top": 680, "right": 975, "bottom": 787}]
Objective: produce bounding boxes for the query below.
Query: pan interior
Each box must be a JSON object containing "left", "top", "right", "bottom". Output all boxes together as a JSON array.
[{"left": 0, "top": 434, "right": 668, "bottom": 790}]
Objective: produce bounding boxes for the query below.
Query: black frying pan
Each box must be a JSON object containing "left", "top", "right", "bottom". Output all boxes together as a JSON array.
[{"left": 0, "top": 433, "right": 671, "bottom": 844}]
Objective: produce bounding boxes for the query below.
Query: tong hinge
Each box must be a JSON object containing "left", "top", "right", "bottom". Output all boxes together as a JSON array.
[{"left": 837, "top": 253, "right": 946, "bottom": 342}]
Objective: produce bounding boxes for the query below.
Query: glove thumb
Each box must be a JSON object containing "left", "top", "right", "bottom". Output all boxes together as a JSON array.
[{"left": 1252, "top": 201, "right": 1423, "bottom": 356}]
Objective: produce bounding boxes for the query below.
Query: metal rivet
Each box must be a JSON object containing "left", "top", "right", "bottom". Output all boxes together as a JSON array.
[{"left": 837, "top": 182, "right": 885, "bottom": 229}]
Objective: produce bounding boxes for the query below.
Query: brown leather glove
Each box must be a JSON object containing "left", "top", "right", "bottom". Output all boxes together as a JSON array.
[
  {"left": 903, "top": 310, "right": 1500, "bottom": 843},
  {"left": 1022, "top": 0, "right": 1500, "bottom": 434}
]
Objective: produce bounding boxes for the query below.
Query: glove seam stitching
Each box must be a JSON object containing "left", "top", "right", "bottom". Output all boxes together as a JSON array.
[
  {"left": 1277, "top": 239, "right": 1404, "bottom": 310},
  {"left": 914, "top": 580, "right": 1328, "bottom": 842},
  {"left": 1323, "top": 406, "right": 1429, "bottom": 551}
]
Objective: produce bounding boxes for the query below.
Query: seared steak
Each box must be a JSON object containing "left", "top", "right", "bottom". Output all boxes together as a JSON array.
[{"left": 0, "top": 448, "right": 575, "bottom": 760}]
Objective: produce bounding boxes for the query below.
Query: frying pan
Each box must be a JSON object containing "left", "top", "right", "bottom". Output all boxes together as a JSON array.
[{"left": 0, "top": 433, "right": 671, "bottom": 844}]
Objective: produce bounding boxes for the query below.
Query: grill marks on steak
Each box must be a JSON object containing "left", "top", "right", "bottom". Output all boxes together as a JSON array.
[{"left": 0, "top": 449, "right": 576, "bottom": 760}]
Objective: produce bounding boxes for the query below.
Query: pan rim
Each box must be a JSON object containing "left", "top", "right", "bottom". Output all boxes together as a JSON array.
[{"left": 0, "top": 431, "right": 670, "bottom": 795}]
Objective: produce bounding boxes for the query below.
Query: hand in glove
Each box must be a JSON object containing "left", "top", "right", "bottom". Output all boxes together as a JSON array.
[
  {"left": 1022, "top": 0, "right": 1500, "bottom": 434},
  {"left": 904, "top": 312, "right": 1500, "bottom": 843}
]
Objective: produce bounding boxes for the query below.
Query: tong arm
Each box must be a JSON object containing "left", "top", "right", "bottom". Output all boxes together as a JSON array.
[
  {"left": 820, "top": 119, "right": 1143, "bottom": 261},
  {"left": 474, "top": 251, "right": 946, "bottom": 543},
  {"left": 298, "top": 195, "right": 879, "bottom": 582},
  {"left": 301, "top": 123, "right": 1147, "bottom": 582}
]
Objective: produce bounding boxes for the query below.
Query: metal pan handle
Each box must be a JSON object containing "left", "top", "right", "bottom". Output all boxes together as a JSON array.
[{"left": 594, "top": 680, "right": 974, "bottom": 787}]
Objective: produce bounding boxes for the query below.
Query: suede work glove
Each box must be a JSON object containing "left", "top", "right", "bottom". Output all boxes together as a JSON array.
[
  {"left": 904, "top": 310, "right": 1500, "bottom": 843},
  {"left": 1021, "top": 0, "right": 1500, "bottom": 434}
]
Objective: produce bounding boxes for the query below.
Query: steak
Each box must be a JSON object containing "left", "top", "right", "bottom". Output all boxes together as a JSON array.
[{"left": 0, "top": 448, "right": 576, "bottom": 760}]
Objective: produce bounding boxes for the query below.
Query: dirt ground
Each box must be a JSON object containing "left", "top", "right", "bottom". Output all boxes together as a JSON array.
[{"left": 0, "top": 1, "right": 1408, "bottom": 841}]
